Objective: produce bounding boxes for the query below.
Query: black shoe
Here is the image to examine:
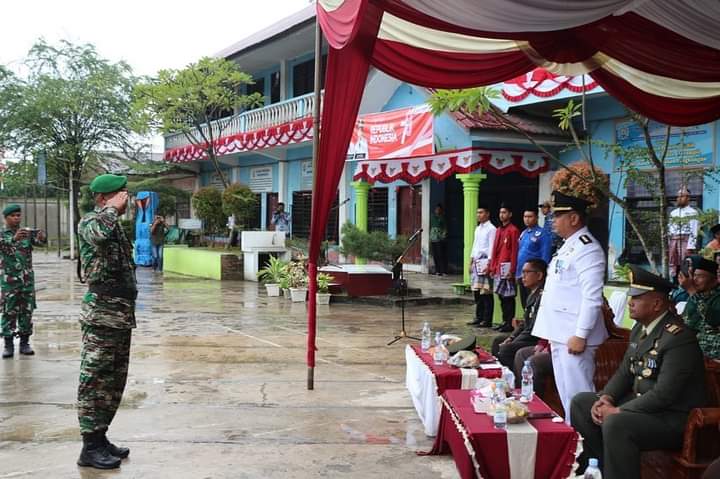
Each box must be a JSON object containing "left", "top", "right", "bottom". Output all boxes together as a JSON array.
[
  {"left": 102, "top": 433, "right": 129, "bottom": 459},
  {"left": 18, "top": 335, "right": 34, "bottom": 356},
  {"left": 466, "top": 319, "right": 482, "bottom": 326},
  {"left": 2, "top": 337, "right": 13, "bottom": 359},
  {"left": 496, "top": 324, "right": 514, "bottom": 333},
  {"left": 476, "top": 322, "right": 493, "bottom": 328},
  {"left": 77, "top": 432, "right": 121, "bottom": 469}
]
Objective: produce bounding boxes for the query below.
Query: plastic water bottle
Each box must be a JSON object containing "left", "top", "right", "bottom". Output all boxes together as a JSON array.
[
  {"left": 421, "top": 322, "right": 432, "bottom": 352},
  {"left": 501, "top": 366, "right": 516, "bottom": 392},
  {"left": 583, "top": 458, "right": 602, "bottom": 478},
  {"left": 521, "top": 359, "right": 534, "bottom": 401},
  {"left": 493, "top": 400, "right": 507, "bottom": 429},
  {"left": 433, "top": 332, "right": 445, "bottom": 365}
]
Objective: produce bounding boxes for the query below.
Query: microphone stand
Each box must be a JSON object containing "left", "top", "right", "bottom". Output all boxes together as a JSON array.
[{"left": 387, "top": 228, "right": 423, "bottom": 346}]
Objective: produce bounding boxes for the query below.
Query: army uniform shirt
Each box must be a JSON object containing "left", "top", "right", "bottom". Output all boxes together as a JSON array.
[
  {"left": 684, "top": 285, "right": 720, "bottom": 359},
  {"left": 602, "top": 313, "right": 706, "bottom": 416},
  {"left": 0, "top": 227, "right": 43, "bottom": 336},
  {"left": 78, "top": 206, "right": 137, "bottom": 329}
]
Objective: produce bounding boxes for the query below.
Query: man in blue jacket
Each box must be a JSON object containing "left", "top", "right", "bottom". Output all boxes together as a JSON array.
[{"left": 516, "top": 208, "right": 552, "bottom": 307}]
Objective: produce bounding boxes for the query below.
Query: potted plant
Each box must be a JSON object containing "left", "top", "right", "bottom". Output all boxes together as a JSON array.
[
  {"left": 286, "top": 261, "right": 308, "bottom": 302},
  {"left": 280, "top": 275, "right": 291, "bottom": 299},
  {"left": 316, "top": 273, "right": 333, "bottom": 305},
  {"left": 257, "top": 256, "right": 287, "bottom": 297}
]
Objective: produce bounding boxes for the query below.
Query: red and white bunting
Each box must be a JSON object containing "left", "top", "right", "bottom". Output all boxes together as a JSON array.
[{"left": 352, "top": 147, "right": 549, "bottom": 184}]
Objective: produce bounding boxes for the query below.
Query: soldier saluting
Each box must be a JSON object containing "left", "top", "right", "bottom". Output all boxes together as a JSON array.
[
  {"left": 1, "top": 204, "right": 46, "bottom": 358},
  {"left": 76, "top": 174, "right": 136, "bottom": 469},
  {"left": 571, "top": 265, "right": 706, "bottom": 478}
]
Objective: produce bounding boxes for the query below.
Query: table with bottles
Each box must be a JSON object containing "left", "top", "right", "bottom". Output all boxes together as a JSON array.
[
  {"left": 424, "top": 389, "right": 579, "bottom": 479},
  {"left": 405, "top": 344, "right": 503, "bottom": 436}
]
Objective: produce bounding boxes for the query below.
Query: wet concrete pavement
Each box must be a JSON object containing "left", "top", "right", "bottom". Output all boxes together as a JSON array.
[{"left": 0, "top": 254, "right": 490, "bottom": 478}]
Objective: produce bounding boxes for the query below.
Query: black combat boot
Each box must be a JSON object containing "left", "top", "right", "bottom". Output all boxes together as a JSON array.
[
  {"left": 77, "top": 431, "right": 121, "bottom": 469},
  {"left": 102, "top": 431, "right": 130, "bottom": 459},
  {"left": 18, "top": 335, "right": 34, "bottom": 355},
  {"left": 2, "top": 336, "right": 13, "bottom": 359}
]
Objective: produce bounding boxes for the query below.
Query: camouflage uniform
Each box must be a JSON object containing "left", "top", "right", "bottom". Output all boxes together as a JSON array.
[
  {"left": 77, "top": 205, "right": 137, "bottom": 435},
  {"left": 684, "top": 285, "right": 720, "bottom": 359},
  {"left": 0, "top": 227, "right": 43, "bottom": 338}
]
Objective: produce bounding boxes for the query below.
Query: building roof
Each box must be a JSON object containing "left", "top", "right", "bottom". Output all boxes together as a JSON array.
[{"left": 452, "top": 105, "right": 570, "bottom": 138}]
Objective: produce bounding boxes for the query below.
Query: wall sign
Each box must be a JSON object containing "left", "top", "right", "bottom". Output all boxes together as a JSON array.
[{"left": 249, "top": 166, "right": 273, "bottom": 193}]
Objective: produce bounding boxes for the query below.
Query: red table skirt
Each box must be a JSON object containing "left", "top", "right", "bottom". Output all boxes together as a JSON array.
[
  {"left": 423, "top": 390, "right": 578, "bottom": 479},
  {"left": 410, "top": 344, "right": 501, "bottom": 395}
]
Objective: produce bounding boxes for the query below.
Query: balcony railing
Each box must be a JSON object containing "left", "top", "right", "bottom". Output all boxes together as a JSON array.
[{"left": 164, "top": 91, "right": 322, "bottom": 151}]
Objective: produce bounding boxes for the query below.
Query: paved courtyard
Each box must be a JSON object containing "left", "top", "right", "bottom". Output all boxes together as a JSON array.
[{"left": 0, "top": 254, "right": 487, "bottom": 478}]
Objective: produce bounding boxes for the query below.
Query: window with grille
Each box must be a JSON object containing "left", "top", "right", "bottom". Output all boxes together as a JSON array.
[
  {"left": 176, "top": 196, "right": 191, "bottom": 219},
  {"left": 624, "top": 169, "right": 703, "bottom": 263},
  {"left": 247, "top": 77, "right": 266, "bottom": 105},
  {"left": 368, "top": 187, "right": 389, "bottom": 232},
  {"left": 292, "top": 55, "right": 327, "bottom": 97},
  {"left": 291, "top": 190, "right": 338, "bottom": 242}
]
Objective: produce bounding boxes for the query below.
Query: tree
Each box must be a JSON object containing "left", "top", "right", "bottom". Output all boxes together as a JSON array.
[
  {"left": 133, "top": 57, "right": 263, "bottom": 189},
  {"left": 0, "top": 40, "right": 139, "bottom": 233},
  {"left": 192, "top": 187, "right": 225, "bottom": 235},
  {"left": 428, "top": 88, "right": 715, "bottom": 277},
  {"left": 221, "top": 183, "right": 258, "bottom": 229}
]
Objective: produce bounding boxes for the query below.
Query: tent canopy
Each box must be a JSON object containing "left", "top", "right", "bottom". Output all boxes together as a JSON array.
[{"left": 305, "top": 0, "right": 720, "bottom": 372}]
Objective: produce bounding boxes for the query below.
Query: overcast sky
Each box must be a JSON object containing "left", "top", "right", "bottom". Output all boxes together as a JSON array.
[{"left": 1, "top": 0, "right": 311, "bottom": 76}]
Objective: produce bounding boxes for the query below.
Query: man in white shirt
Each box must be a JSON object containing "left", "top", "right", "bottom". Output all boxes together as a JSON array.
[
  {"left": 532, "top": 191, "right": 607, "bottom": 423},
  {"left": 467, "top": 206, "right": 497, "bottom": 327},
  {"left": 668, "top": 187, "right": 699, "bottom": 281}
]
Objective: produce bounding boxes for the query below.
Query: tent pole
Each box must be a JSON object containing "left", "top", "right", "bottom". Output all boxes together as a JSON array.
[{"left": 308, "top": 7, "right": 323, "bottom": 391}]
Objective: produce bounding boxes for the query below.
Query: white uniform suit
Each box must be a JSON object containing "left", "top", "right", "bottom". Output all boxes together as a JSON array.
[{"left": 532, "top": 226, "right": 607, "bottom": 422}]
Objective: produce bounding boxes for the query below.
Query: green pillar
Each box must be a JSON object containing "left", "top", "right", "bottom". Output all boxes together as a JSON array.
[
  {"left": 352, "top": 180, "right": 372, "bottom": 265},
  {"left": 457, "top": 172, "right": 487, "bottom": 285}
]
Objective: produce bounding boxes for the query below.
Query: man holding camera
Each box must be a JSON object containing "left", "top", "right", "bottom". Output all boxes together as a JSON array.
[{"left": 1, "top": 204, "right": 46, "bottom": 359}]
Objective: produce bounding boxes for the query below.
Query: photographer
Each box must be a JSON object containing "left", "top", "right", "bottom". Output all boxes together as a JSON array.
[
  {"left": 1, "top": 204, "right": 46, "bottom": 358},
  {"left": 150, "top": 215, "right": 167, "bottom": 272},
  {"left": 270, "top": 202, "right": 290, "bottom": 233}
]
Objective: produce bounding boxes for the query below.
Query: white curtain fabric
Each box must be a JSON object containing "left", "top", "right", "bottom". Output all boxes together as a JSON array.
[
  {"left": 405, "top": 345, "right": 442, "bottom": 436},
  {"left": 400, "top": 0, "right": 720, "bottom": 49}
]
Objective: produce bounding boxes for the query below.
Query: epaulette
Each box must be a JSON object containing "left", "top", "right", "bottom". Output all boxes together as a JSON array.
[
  {"left": 665, "top": 323, "right": 683, "bottom": 335},
  {"left": 579, "top": 235, "right": 592, "bottom": 245}
]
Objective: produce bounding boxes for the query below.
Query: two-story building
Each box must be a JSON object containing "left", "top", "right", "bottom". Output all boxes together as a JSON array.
[{"left": 164, "top": 3, "right": 720, "bottom": 280}]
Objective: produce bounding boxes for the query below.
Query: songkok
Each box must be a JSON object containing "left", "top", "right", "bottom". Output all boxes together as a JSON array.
[
  {"left": 686, "top": 255, "right": 718, "bottom": 276},
  {"left": 627, "top": 265, "right": 674, "bottom": 297},
  {"left": 550, "top": 190, "right": 592, "bottom": 213},
  {"left": 2, "top": 204, "right": 21, "bottom": 217},
  {"left": 89, "top": 174, "right": 127, "bottom": 194}
]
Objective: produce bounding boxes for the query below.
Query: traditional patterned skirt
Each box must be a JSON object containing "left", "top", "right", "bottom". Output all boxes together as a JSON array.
[
  {"left": 470, "top": 258, "right": 492, "bottom": 293},
  {"left": 493, "top": 276, "right": 516, "bottom": 298}
]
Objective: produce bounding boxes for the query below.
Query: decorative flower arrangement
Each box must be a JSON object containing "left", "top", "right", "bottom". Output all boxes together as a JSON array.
[
  {"left": 285, "top": 260, "right": 308, "bottom": 289},
  {"left": 550, "top": 161, "right": 608, "bottom": 209}
]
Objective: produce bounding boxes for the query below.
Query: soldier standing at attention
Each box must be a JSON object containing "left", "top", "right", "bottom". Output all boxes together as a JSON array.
[
  {"left": 571, "top": 265, "right": 706, "bottom": 479},
  {"left": 532, "top": 191, "right": 607, "bottom": 423},
  {"left": 1, "top": 204, "right": 46, "bottom": 358},
  {"left": 76, "top": 174, "right": 136, "bottom": 469}
]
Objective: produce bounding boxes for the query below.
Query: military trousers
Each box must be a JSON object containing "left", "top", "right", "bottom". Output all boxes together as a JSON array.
[
  {"left": 77, "top": 324, "right": 132, "bottom": 434},
  {"left": 571, "top": 391, "right": 686, "bottom": 479},
  {"left": 0, "top": 290, "right": 35, "bottom": 337}
]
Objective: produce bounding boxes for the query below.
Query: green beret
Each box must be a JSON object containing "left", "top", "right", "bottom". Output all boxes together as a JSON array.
[
  {"left": 90, "top": 174, "right": 127, "bottom": 194},
  {"left": 2, "top": 204, "right": 21, "bottom": 217}
]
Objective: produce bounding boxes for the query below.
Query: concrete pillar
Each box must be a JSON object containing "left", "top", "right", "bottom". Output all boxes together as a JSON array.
[
  {"left": 351, "top": 180, "right": 372, "bottom": 265},
  {"left": 457, "top": 172, "right": 487, "bottom": 285},
  {"left": 420, "top": 178, "right": 431, "bottom": 273},
  {"left": 279, "top": 60, "right": 288, "bottom": 101},
  {"left": 277, "top": 151, "right": 288, "bottom": 204}
]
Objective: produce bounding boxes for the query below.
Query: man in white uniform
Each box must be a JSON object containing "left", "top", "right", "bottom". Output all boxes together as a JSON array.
[
  {"left": 668, "top": 187, "right": 699, "bottom": 281},
  {"left": 532, "top": 191, "right": 607, "bottom": 423},
  {"left": 467, "top": 206, "right": 497, "bottom": 327}
]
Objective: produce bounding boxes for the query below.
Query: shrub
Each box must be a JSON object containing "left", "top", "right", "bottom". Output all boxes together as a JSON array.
[
  {"left": 221, "top": 183, "right": 258, "bottom": 229},
  {"left": 340, "top": 222, "right": 407, "bottom": 263},
  {"left": 192, "top": 187, "right": 225, "bottom": 234}
]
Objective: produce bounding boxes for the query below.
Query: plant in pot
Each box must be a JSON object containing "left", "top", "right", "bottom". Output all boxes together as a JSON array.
[
  {"left": 286, "top": 261, "right": 308, "bottom": 302},
  {"left": 257, "top": 256, "right": 287, "bottom": 297},
  {"left": 316, "top": 273, "right": 333, "bottom": 305}
]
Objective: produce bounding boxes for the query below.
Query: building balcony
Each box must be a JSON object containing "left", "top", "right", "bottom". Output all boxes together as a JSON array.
[{"left": 164, "top": 91, "right": 323, "bottom": 152}]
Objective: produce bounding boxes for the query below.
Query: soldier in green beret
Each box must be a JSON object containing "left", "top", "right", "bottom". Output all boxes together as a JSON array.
[
  {"left": 76, "top": 174, "right": 136, "bottom": 469},
  {"left": 679, "top": 255, "right": 720, "bottom": 359},
  {"left": 570, "top": 265, "right": 706, "bottom": 479},
  {"left": 1, "top": 204, "right": 46, "bottom": 358}
]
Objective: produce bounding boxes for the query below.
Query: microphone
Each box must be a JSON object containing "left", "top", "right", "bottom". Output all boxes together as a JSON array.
[{"left": 407, "top": 228, "right": 423, "bottom": 243}]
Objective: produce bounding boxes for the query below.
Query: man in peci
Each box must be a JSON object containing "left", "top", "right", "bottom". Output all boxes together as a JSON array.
[
  {"left": 0, "top": 204, "right": 46, "bottom": 358},
  {"left": 76, "top": 174, "right": 137, "bottom": 469},
  {"left": 571, "top": 265, "right": 706, "bottom": 479}
]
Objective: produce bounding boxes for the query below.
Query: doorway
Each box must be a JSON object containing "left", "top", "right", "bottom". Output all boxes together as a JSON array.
[{"left": 397, "top": 185, "right": 422, "bottom": 263}]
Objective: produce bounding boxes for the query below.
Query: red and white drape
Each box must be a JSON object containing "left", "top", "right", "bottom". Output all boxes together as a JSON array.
[{"left": 306, "top": 0, "right": 720, "bottom": 370}]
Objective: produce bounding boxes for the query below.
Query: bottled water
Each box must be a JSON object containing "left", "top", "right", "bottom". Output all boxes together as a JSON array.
[
  {"left": 521, "top": 359, "right": 534, "bottom": 401},
  {"left": 433, "top": 332, "right": 446, "bottom": 365},
  {"left": 583, "top": 458, "right": 602, "bottom": 478},
  {"left": 501, "top": 366, "right": 516, "bottom": 391},
  {"left": 493, "top": 400, "right": 507, "bottom": 429},
  {"left": 421, "top": 322, "right": 432, "bottom": 352}
]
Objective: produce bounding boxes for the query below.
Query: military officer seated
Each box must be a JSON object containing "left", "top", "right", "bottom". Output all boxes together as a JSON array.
[{"left": 570, "top": 265, "right": 707, "bottom": 479}]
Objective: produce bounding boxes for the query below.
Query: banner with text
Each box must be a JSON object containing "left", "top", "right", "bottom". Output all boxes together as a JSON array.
[{"left": 347, "top": 105, "right": 434, "bottom": 161}]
